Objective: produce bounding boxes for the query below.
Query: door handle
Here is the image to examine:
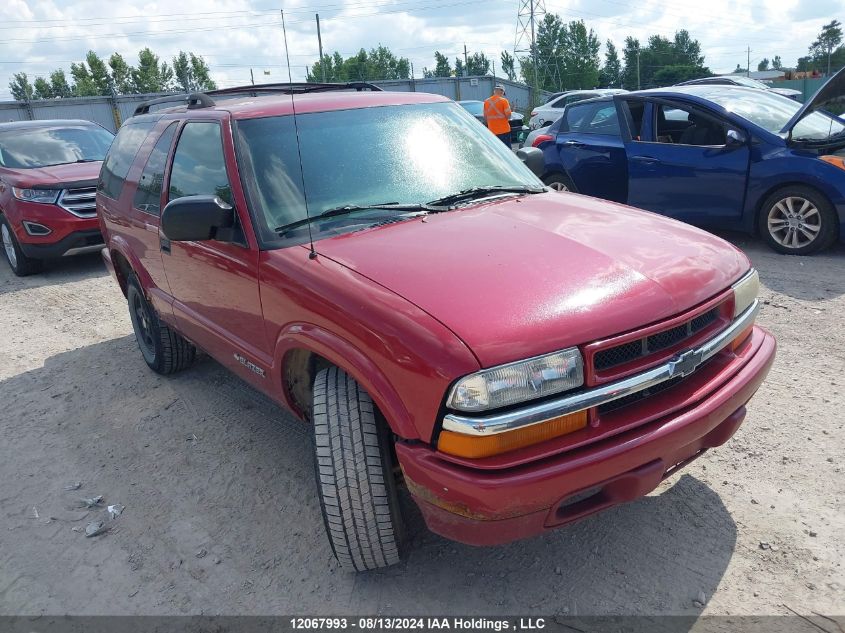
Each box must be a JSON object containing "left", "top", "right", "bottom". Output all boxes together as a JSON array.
[
  {"left": 561, "top": 140, "right": 584, "bottom": 147},
  {"left": 160, "top": 235, "right": 171, "bottom": 254},
  {"left": 632, "top": 156, "right": 659, "bottom": 164}
]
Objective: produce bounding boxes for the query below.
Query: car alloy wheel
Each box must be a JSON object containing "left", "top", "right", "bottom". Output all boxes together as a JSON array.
[
  {"left": 548, "top": 181, "right": 569, "bottom": 192},
  {"left": 1, "top": 223, "right": 17, "bottom": 269},
  {"left": 767, "top": 196, "right": 821, "bottom": 250}
]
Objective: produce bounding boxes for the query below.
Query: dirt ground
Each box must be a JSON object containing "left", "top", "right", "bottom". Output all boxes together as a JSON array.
[{"left": 0, "top": 233, "right": 842, "bottom": 618}]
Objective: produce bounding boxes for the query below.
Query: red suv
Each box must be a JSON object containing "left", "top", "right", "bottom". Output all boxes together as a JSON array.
[
  {"left": 98, "top": 84, "right": 776, "bottom": 571},
  {"left": 0, "top": 120, "right": 114, "bottom": 276}
]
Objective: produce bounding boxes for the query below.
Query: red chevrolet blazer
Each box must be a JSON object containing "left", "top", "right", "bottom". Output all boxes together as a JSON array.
[
  {"left": 97, "top": 84, "right": 776, "bottom": 571},
  {"left": 0, "top": 120, "right": 114, "bottom": 276}
]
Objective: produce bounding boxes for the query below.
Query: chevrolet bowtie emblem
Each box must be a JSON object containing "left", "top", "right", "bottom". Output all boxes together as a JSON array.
[{"left": 668, "top": 349, "right": 704, "bottom": 378}]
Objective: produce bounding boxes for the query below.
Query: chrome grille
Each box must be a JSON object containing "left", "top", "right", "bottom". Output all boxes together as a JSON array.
[{"left": 58, "top": 187, "right": 97, "bottom": 218}]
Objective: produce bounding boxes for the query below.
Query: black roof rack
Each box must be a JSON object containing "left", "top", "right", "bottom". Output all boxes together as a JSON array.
[
  {"left": 133, "top": 92, "right": 215, "bottom": 116},
  {"left": 206, "top": 81, "right": 383, "bottom": 98},
  {"left": 132, "top": 82, "right": 383, "bottom": 118}
]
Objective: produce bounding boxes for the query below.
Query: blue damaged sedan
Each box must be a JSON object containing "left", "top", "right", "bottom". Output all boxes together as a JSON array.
[{"left": 536, "top": 68, "right": 845, "bottom": 254}]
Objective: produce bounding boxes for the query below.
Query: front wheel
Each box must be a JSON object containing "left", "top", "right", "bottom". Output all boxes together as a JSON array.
[
  {"left": 759, "top": 186, "right": 838, "bottom": 255},
  {"left": 126, "top": 274, "right": 196, "bottom": 374},
  {"left": 543, "top": 172, "right": 577, "bottom": 193},
  {"left": 1, "top": 216, "right": 43, "bottom": 276},
  {"left": 313, "top": 366, "right": 404, "bottom": 571}
]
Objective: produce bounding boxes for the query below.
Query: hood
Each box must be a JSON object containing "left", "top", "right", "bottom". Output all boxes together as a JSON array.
[
  {"left": 316, "top": 192, "right": 749, "bottom": 368},
  {"left": 781, "top": 66, "right": 845, "bottom": 137},
  {"left": 0, "top": 161, "right": 102, "bottom": 188}
]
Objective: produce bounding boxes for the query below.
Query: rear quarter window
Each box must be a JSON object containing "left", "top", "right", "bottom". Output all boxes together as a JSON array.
[
  {"left": 98, "top": 121, "right": 155, "bottom": 200},
  {"left": 133, "top": 123, "right": 178, "bottom": 215}
]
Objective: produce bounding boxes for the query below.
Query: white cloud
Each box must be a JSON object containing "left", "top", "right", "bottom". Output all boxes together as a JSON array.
[{"left": 0, "top": 0, "right": 839, "bottom": 100}]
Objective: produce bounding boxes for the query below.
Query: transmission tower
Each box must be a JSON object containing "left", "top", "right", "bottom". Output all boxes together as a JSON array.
[{"left": 514, "top": 0, "right": 553, "bottom": 103}]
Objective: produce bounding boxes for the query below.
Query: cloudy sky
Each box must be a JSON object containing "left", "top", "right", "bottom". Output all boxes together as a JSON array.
[{"left": 0, "top": 0, "right": 840, "bottom": 100}]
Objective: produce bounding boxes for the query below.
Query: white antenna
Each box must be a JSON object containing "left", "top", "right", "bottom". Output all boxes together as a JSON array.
[{"left": 281, "top": 8, "right": 317, "bottom": 260}]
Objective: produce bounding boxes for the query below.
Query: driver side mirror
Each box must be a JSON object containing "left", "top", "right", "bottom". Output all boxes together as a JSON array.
[
  {"left": 726, "top": 129, "right": 746, "bottom": 146},
  {"left": 516, "top": 146, "right": 545, "bottom": 177},
  {"left": 161, "top": 195, "right": 235, "bottom": 242}
]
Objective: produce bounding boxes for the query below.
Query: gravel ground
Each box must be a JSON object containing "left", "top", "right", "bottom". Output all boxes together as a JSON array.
[{"left": 0, "top": 233, "right": 842, "bottom": 618}]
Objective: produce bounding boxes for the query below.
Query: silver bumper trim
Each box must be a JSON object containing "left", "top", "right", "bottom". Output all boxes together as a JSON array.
[
  {"left": 62, "top": 244, "right": 104, "bottom": 257},
  {"left": 442, "top": 300, "right": 760, "bottom": 436}
]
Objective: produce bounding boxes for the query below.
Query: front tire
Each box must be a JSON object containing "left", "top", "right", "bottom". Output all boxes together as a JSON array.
[
  {"left": 313, "top": 366, "right": 404, "bottom": 571},
  {"left": 1, "top": 216, "right": 43, "bottom": 277},
  {"left": 759, "top": 186, "right": 837, "bottom": 255},
  {"left": 126, "top": 274, "right": 196, "bottom": 374},
  {"left": 543, "top": 172, "right": 577, "bottom": 193}
]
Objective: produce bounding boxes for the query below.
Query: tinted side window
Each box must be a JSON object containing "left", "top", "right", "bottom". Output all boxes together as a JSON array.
[
  {"left": 168, "top": 122, "right": 231, "bottom": 204},
  {"left": 98, "top": 121, "right": 155, "bottom": 200},
  {"left": 562, "top": 101, "right": 620, "bottom": 135},
  {"left": 133, "top": 123, "right": 177, "bottom": 215}
]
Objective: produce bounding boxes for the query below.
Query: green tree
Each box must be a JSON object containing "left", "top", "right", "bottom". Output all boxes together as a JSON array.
[
  {"left": 173, "top": 51, "right": 217, "bottom": 92},
  {"left": 810, "top": 19, "right": 843, "bottom": 75},
  {"left": 562, "top": 20, "right": 600, "bottom": 89},
  {"left": 518, "top": 16, "right": 600, "bottom": 91},
  {"left": 622, "top": 30, "right": 709, "bottom": 88},
  {"left": 599, "top": 40, "right": 621, "bottom": 87},
  {"left": 500, "top": 50, "right": 516, "bottom": 81},
  {"left": 433, "top": 51, "right": 452, "bottom": 77},
  {"left": 772, "top": 55, "right": 783, "bottom": 70},
  {"left": 757, "top": 58, "right": 769, "bottom": 71},
  {"left": 466, "top": 52, "right": 490, "bottom": 75},
  {"left": 70, "top": 62, "right": 98, "bottom": 96},
  {"left": 454, "top": 57, "right": 465, "bottom": 77},
  {"left": 308, "top": 46, "right": 409, "bottom": 82},
  {"left": 86, "top": 50, "right": 112, "bottom": 95},
  {"left": 734, "top": 64, "right": 747, "bottom": 74},
  {"left": 49, "top": 70, "right": 73, "bottom": 98},
  {"left": 33, "top": 77, "right": 53, "bottom": 99},
  {"left": 132, "top": 47, "right": 174, "bottom": 93},
  {"left": 9, "top": 72, "right": 34, "bottom": 101},
  {"left": 109, "top": 53, "right": 134, "bottom": 93}
]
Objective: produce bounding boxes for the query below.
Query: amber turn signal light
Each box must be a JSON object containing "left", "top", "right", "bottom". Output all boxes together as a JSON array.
[
  {"left": 729, "top": 325, "right": 754, "bottom": 352},
  {"left": 438, "top": 410, "right": 588, "bottom": 459}
]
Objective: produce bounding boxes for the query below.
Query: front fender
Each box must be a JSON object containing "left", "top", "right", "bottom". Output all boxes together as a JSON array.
[{"left": 273, "top": 323, "right": 418, "bottom": 440}]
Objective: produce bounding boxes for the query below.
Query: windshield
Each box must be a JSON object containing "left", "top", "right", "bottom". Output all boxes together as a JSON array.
[
  {"left": 459, "top": 101, "right": 484, "bottom": 116},
  {"left": 0, "top": 125, "right": 114, "bottom": 169},
  {"left": 704, "top": 89, "right": 845, "bottom": 140},
  {"left": 235, "top": 101, "right": 542, "bottom": 247}
]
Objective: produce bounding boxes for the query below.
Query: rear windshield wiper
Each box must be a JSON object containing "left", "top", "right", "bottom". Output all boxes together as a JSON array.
[
  {"left": 426, "top": 185, "right": 545, "bottom": 208},
  {"left": 274, "top": 202, "right": 435, "bottom": 235}
]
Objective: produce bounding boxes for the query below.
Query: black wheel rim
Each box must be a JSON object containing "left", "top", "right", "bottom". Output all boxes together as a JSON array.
[{"left": 131, "top": 291, "right": 155, "bottom": 356}]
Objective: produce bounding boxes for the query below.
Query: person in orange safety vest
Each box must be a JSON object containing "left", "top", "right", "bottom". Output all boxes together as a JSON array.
[{"left": 483, "top": 84, "right": 513, "bottom": 146}]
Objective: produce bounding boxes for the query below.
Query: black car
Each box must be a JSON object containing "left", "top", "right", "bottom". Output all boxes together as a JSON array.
[{"left": 457, "top": 100, "right": 529, "bottom": 144}]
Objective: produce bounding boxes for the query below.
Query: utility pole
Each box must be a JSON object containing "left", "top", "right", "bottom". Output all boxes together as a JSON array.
[
  {"left": 636, "top": 49, "right": 641, "bottom": 89},
  {"left": 529, "top": 0, "right": 537, "bottom": 99},
  {"left": 316, "top": 14, "right": 326, "bottom": 82},
  {"left": 463, "top": 44, "right": 469, "bottom": 77},
  {"left": 250, "top": 68, "right": 255, "bottom": 85},
  {"left": 747, "top": 47, "right": 751, "bottom": 77}
]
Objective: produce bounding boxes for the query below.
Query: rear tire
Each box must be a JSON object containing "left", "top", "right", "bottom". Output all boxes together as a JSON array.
[
  {"left": 126, "top": 274, "right": 196, "bottom": 374},
  {"left": 758, "top": 186, "right": 838, "bottom": 255},
  {"left": 1, "top": 216, "right": 43, "bottom": 277},
  {"left": 313, "top": 366, "right": 404, "bottom": 571},
  {"left": 543, "top": 172, "right": 577, "bottom": 193}
]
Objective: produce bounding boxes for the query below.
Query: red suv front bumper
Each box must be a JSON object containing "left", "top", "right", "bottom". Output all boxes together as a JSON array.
[
  {"left": 10, "top": 199, "right": 102, "bottom": 258},
  {"left": 396, "top": 325, "right": 776, "bottom": 546}
]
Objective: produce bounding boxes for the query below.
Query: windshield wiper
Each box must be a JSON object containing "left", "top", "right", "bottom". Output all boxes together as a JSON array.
[
  {"left": 274, "top": 202, "right": 435, "bottom": 235},
  {"left": 426, "top": 185, "right": 545, "bottom": 208}
]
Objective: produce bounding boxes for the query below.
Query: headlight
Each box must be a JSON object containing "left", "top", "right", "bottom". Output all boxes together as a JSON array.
[
  {"left": 447, "top": 348, "right": 584, "bottom": 412},
  {"left": 732, "top": 269, "right": 759, "bottom": 318},
  {"left": 12, "top": 187, "right": 59, "bottom": 204}
]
